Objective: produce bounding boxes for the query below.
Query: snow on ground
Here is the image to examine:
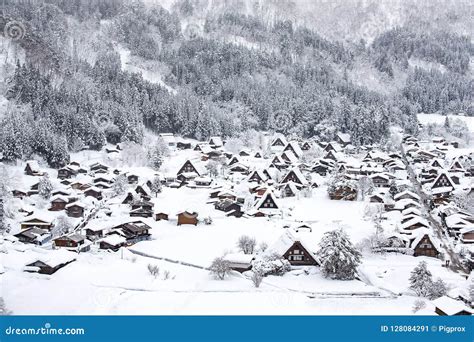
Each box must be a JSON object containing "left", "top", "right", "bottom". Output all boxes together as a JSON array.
[
  {"left": 1, "top": 138, "right": 470, "bottom": 316},
  {"left": 116, "top": 44, "right": 176, "bottom": 94},
  {"left": 418, "top": 113, "right": 474, "bottom": 132},
  {"left": 1, "top": 245, "right": 426, "bottom": 315}
]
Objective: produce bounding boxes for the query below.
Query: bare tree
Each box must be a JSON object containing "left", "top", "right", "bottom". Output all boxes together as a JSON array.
[
  {"left": 147, "top": 264, "right": 160, "bottom": 278},
  {"left": 237, "top": 235, "right": 256, "bottom": 254},
  {"left": 412, "top": 299, "right": 426, "bottom": 313},
  {"left": 52, "top": 215, "right": 73, "bottom": 238},
  {"left": 258, "top": 241, "right": 268, "bottom": 253},
  {"left": 209, "top": 257, "right": 231, "bottom": 280}
]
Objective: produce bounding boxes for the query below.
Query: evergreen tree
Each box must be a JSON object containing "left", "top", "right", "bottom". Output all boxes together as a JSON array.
[
  {"left": 409, "top": 261, "right": 433, "bottom": 297},
  {"left": 112, "top": 174, "right": 128, "bottom": 196},
  {"left": 147, "top": 146, "right": 163, "bottom": 171},
  {"left": 38, "top": 174, "right": 53, "bottom": 199},
  {"left": 318, "top": 229, "right": 361, "bottom": 280},
  {"left": 150, "top": 175, "right": 162, "bottom": 197}
]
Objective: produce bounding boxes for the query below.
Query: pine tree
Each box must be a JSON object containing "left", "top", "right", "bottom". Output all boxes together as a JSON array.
[
  {"left": 318, "top": 229, "right": 361, "bottom": 280},
  {"left": 38, "top": 174, "right": 53, "bottom": 199},
  {"left": 150, "top": 175, "right": 162, "bottom": 197},
  {"left": 443, "top": 116, "right": 450, "bottom": 130},
  {"left": 147, "top": 146, "right": 163, "bottom": 171},
  {"left": 112, "top": 174, "right": 127, "bottom": 196},
  {"left": 0, "top": 196, "right": 10, "bottom": 236},
  {"left": 409, "top": 261, "right": 433, "bottom": 297}
]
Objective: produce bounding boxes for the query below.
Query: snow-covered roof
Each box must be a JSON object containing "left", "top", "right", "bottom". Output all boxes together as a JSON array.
[
  {"left": 431, "top": 296, "right": 472, "bottom": 315},
  {"left": 285, "top": 141, "right": 303, "bottom": 157},
  {"left": 401, "top": 207, "right": 422, "bottom": 216},
  {"left": 28, "top": 250, "right": 76, "bottom": 268},
  {"left": 408, "top": 228, "right": 441, "bottom": 251},
  {"left": 281, "top": 150, "right": 299, "bottom": 164},
  {"left": 394, "top": 190, "right": 420, "bottom": 201},
  {"left": 209, "top": 136, "right": 223, "bottom": 147},
  {"left": 101, "top": 234, "right": 126, "bottom": 246},
  {"left": 254, "top": 189, "right": 279, "bottom": 211},
  {"left": 65, "top": 201, "right": 86, "bottom": 209},
  {"left": 268, "top": 230, "right": 318, "bottom": 257},
  {"left": 25, "top": 160, "right": 40, "bottom": 172},
  {"left": 337, "top": 132, "right": 351, "bottom": 143},
  {"left": 401, "top": 217, "right": 429, "bottom": 230},
  {"left": 222, "top": 253, "right": 255, "bottom": 264}
]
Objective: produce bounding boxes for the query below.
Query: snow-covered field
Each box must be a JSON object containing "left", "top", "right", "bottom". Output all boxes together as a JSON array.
[
  {"left": 418, "top": 113, "right": 474, "bottom": 132},
  {"left": 3, "top": 242, "right": 460, "bottom": 315},
  {"left": 1, "top": 138, "right": 471, "bottom": 316}
]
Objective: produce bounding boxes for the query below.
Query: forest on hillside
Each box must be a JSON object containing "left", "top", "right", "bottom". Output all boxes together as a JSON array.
[{"left": 0, "top": 0, "right": 472, "bottom": 168}]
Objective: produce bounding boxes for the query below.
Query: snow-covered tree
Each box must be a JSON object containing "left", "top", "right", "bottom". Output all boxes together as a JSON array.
[
  {"left": 147, "top": 145, "right": 163, "bottom": 171},
  {"left": 206, "top": 160, "right": 219, "bottom": 178},
  {"left": 358, "top": 176, "right": 375, "bottom": 200},
  {"left": 259, "top": 242, "right": 268, "bottom": 253},
  {"left": 250, "top": 270, "right": 263, "bottom": 288},
  {"left": 0, "top": 298, "right": 11, "bottom": 315},
  {"left": 150, "top": 176, "right": 162, "bottom": 197},
  {"left": 0, "top": 196, "right": 10, "bottom": 236},
  {"left": 252, "top": 254, "right": 291, "bottom": 276},
  {"left": 412, "top": 299, "right": 426, "bottom": 313},
  {"left": 237, "top": 235, "right": 256, "bottom": 254},
  {"left": 301, "top": 145, "right": 323, "bottom": 164},
  {"left": 428, "top": 278, "right": 448, "bottom": 300},
  {"left": 38, "top": 174, "right": 53, "bottom": 199},
  {"left": 318, "top": 229, "right": 361, "bottom": 280},
  {"left": 409, "top": 261, "right": 433, "bottom": 297},
  {"left": 112, "top": 174, "right": 127, "bottom": 196},
  {"left": 52, "top": 215, "right": 73, "bottom": 237},
  {"left": 209, "top": 257, "right": 231, "bottom": 280}
]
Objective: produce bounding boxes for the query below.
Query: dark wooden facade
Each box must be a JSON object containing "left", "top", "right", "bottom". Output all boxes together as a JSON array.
[
  {"left": 283, "top": 241, "right": 318, "bottom": 266},
  {"left": 177, "top": 212, "right": 198, "bottom": 226}
]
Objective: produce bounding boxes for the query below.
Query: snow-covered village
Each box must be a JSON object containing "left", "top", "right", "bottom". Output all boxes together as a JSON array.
[{"left": 0, "top": 0, "right": 473, "bottom": 319}]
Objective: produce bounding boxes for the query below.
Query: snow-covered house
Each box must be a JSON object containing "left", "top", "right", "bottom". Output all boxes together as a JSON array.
[
  {"left": 430, "top": 172, "right": 456, "bottom": 199},
  {"left": 248, "top": 170, "right": 269, "bottom": 184},
  {"left": 222, "top": 253, "right": 255, "bottom": 272},
  {"left": 284, "top": 141, "right": 303, "bottom": 159},
  {"left": 24, "top": 250, "right": 76, "bottom": 275},
  {"left": 394, "top": 190, "right": 420, "bottom": 203},
  {"left": 14, "top": 227, "right": 51, "bottom": 245},
  {"left": 24, "top": 160, "right": 43, "bottom": 176},
  {"left": 159, "top": 133, "right": 177, "bottom": 149},
  {"left": 209, "top": 136, "right": 223, "bottom": 148},
  {"left": 177, "top": 159, "right": 206, "bottom": 179},
  {"left": 401, "top": 217, "right": 430, "bottom": 231},
  {"left": 408, "top": 229, "right": 441, "bottom": 258},
  {"left": 268, "top": 231, "right": 319, "bottom": 266},
  {"left": 271, "top": 134, "right": 288, "bottom": 148},
  {"left": 280, "top": 167, "right": 308, "bottom": 188},
  {"left": 20, "top": 214, "right": 54, "bottom": 231},
  {"left": 254, "top": 189, "right": 279, "bottom": 212},
  {"left": 432, "top": 296, "right": 472, "bottom": 316},
  {"left": 336, "top": 132, "right": 351, "bottom": 147}
]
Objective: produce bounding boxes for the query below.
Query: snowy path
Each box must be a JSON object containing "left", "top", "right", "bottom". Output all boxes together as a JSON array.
[{"left": 128, "top": 248, "right": 210, "bottom": 270}]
